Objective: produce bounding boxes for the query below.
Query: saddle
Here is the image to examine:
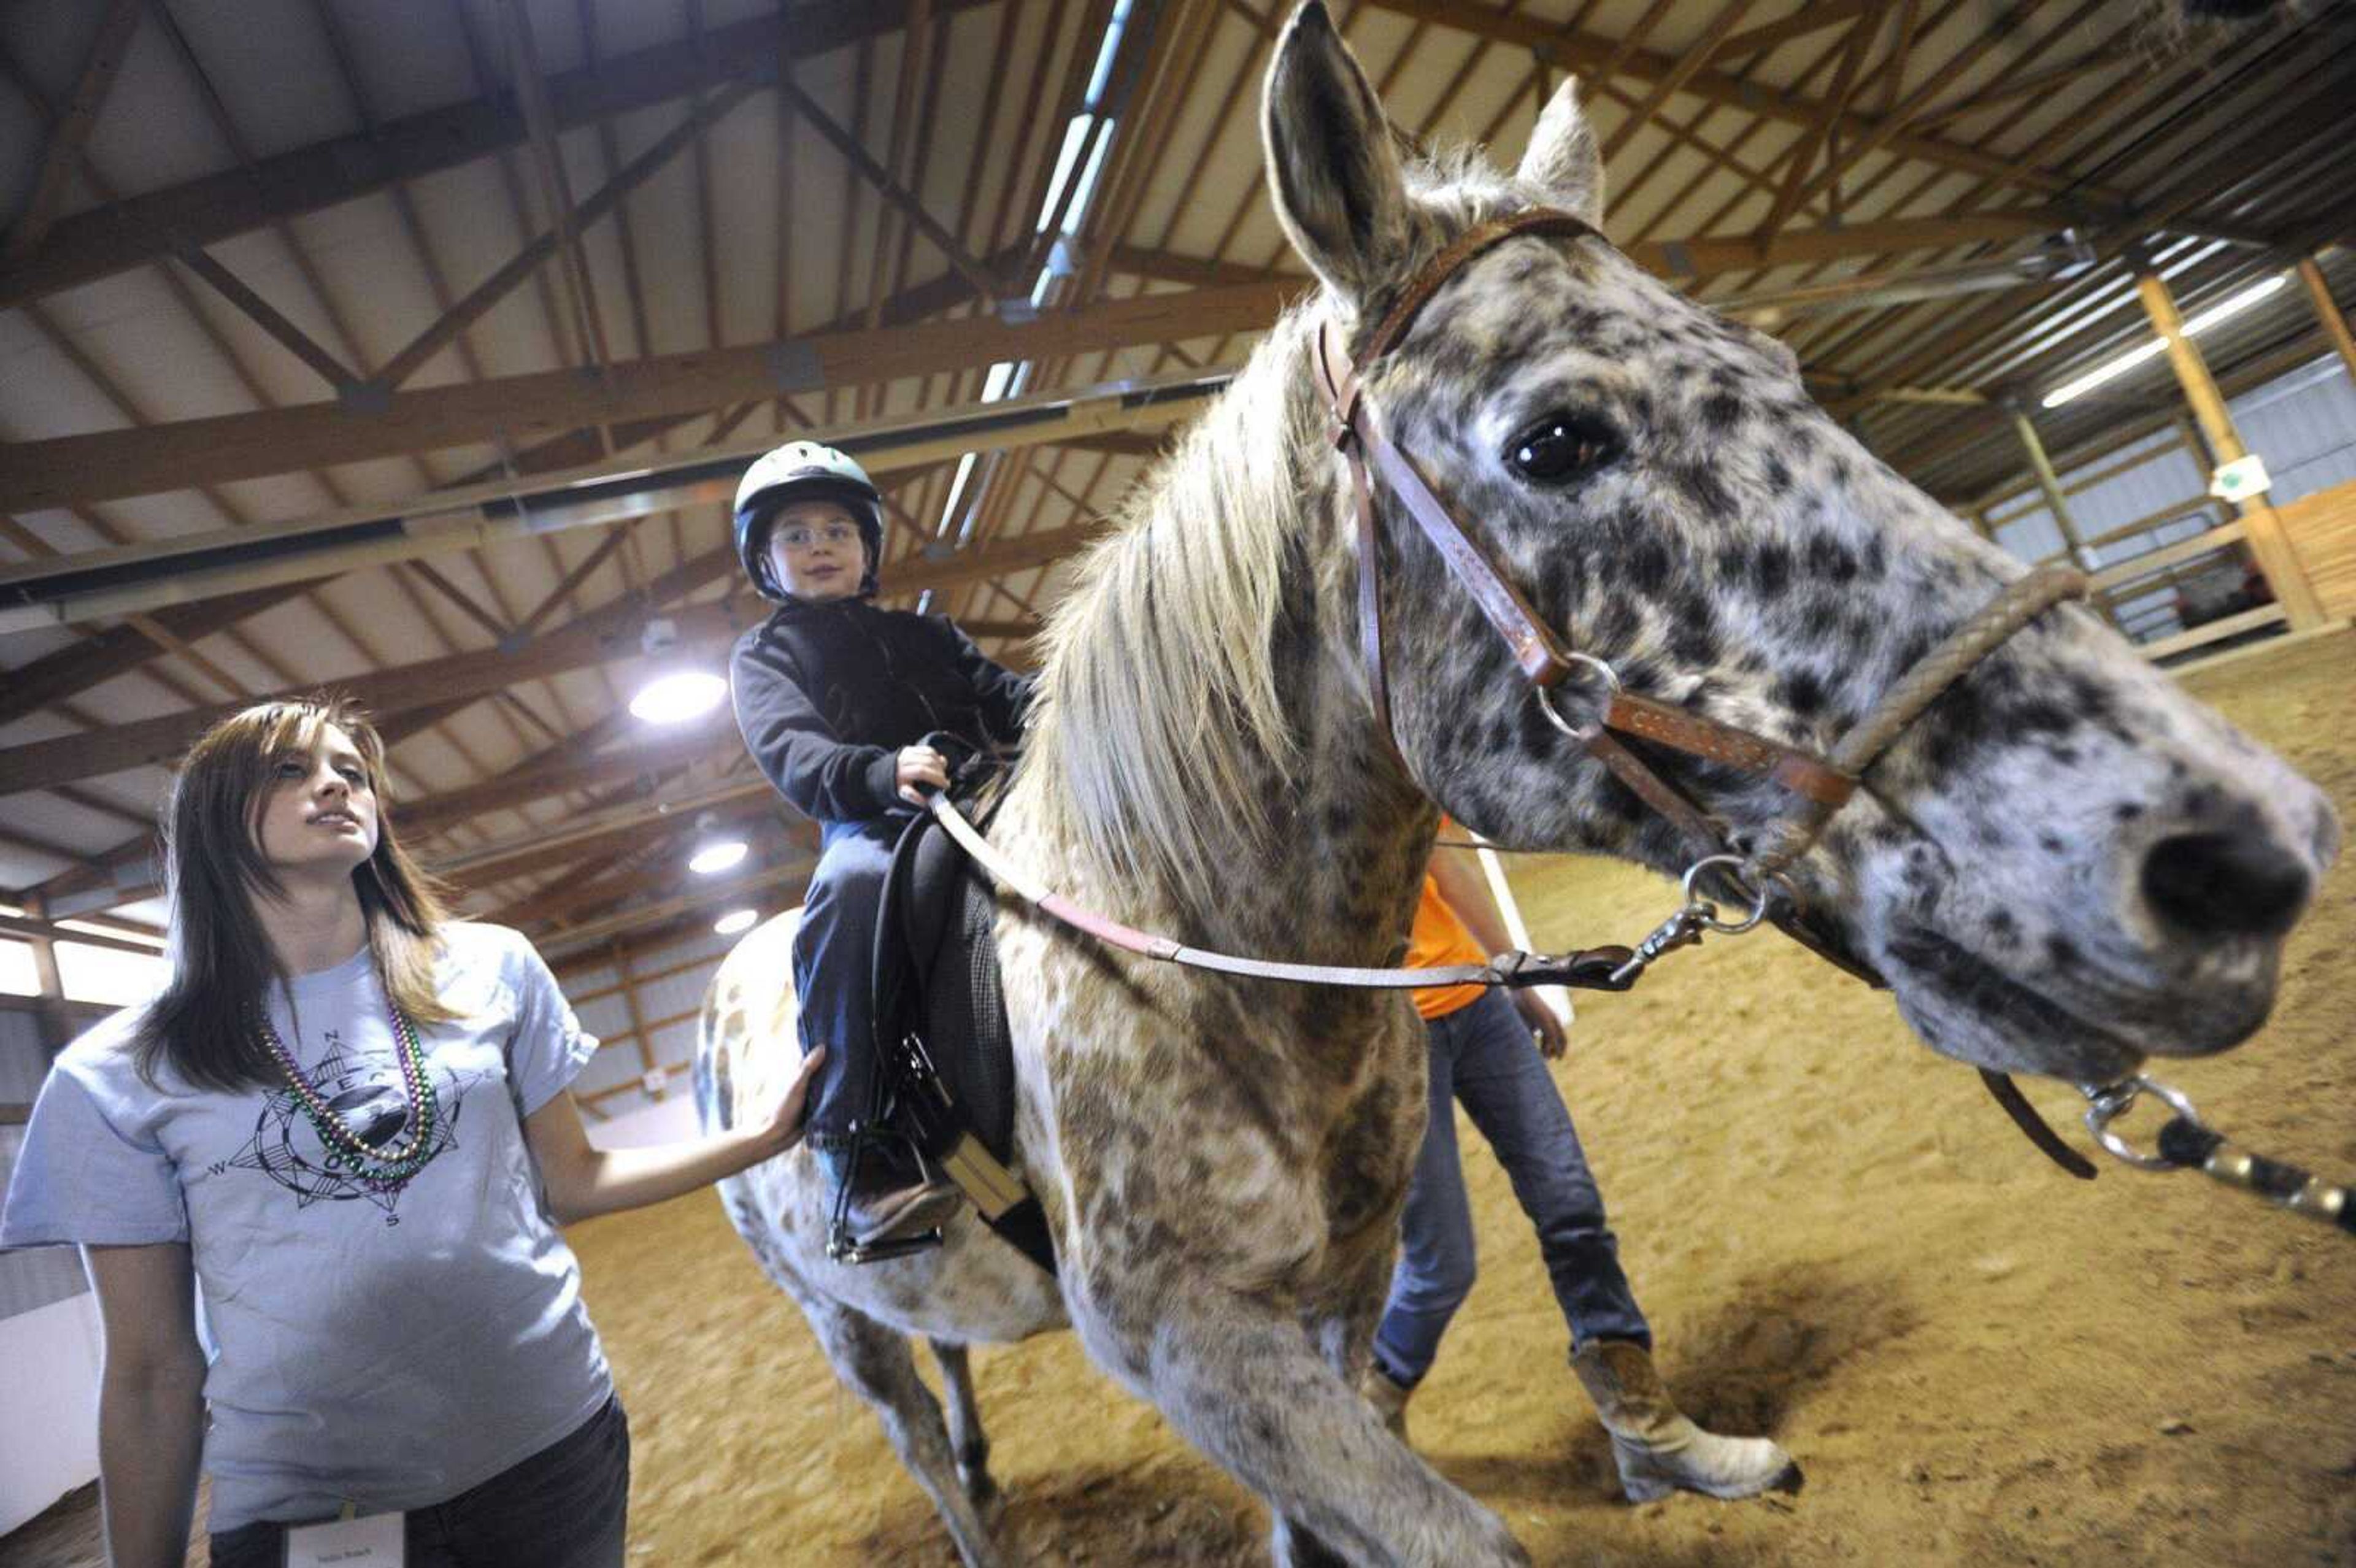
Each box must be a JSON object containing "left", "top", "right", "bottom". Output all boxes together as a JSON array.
[{"left": 866, "top": 741, "right": 1058, "bottom": 1277}]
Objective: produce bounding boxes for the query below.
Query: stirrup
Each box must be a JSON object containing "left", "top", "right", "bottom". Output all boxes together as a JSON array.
[{"left": 824, "top": 1120, "right": 947, "bottom": 1266}]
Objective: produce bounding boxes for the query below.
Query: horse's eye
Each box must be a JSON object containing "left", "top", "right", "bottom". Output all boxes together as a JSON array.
[{"left": 1505, "top": 413, "right": 1619, "bottom": 486}]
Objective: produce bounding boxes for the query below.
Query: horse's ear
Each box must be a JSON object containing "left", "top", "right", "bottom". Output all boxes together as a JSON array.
[
  {"left": 1517, "top": 77, "right": 1606, "bottom": 225},
  {"left": 1262, "top": 1, "right": 1411, "bottom": 304}
]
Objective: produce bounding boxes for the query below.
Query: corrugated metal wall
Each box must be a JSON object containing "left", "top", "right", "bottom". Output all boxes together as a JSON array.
[
  {"left": 2231, "top": 357, "right": 2356, "bottom": 504},
  {"left": 564, "top": 924, "right": 745, "bottom": 1121},
  {"left": 1984, "top": 352, "right": 2354, "bottom": 644}
]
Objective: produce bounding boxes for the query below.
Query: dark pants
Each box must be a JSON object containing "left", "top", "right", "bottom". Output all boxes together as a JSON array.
[
  {"left": 1371, "top": 990, "right": 1650, "bottom": 1388},
  {"left": 796, "top": 818, "right": 901, "bottom": 1160},
  {"left": 206, "top": 1395, "right": 630, "bottom": 1568}
]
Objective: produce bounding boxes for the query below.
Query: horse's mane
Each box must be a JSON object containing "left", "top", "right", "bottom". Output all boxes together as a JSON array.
[
  {"left": 1021, "top": 307, "right": 1327, "bottom": 910},
  {"left": 1020, "top": 157, "right": 1519, "bottom": 910}
]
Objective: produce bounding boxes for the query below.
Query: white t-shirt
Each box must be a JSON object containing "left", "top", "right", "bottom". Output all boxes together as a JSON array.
[{"left": 0, "top": 922, "right": 612, "bottom": 1532}]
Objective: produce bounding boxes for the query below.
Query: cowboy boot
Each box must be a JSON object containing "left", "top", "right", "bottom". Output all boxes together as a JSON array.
[
  {"left": 1569, "top": 1339, "right": 1803, "bottom": 1502},
  {"left": 1357, "top": 1364, "right": 1414, "bottom": 1441},
  {"left": 817, "top": 1143, "right": 963, "bottom": 1248}
]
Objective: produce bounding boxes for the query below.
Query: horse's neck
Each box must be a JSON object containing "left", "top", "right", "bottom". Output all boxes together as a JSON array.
[
  {"left": 1007, "top": 310, "right": 1436, "bottom": 970},
  {"left": 1273, "top": 658, "right": 1437, "bottom": 955},
  {"left": 1018, "top": 626, "right": 1433, "bottom": 972}
]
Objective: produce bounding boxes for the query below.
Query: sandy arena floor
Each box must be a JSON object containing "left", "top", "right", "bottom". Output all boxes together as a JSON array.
[
  {"left": 4, "top": 629, "right": 2351, "bottom": 1568},
  {"left": 577, "top": 627, "right": 2356, "bottom": 1568}
]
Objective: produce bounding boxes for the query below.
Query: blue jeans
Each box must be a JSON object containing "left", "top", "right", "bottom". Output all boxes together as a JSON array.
[
  {"left": 206, "top": 1394, "right": 629, "bottom": 1568},
  {"left": 796, "top": 817, "right": 904, "bottom": 1153},
  {"left": 1371, "top": 990, "right": 1649, "bottom": 1388}
]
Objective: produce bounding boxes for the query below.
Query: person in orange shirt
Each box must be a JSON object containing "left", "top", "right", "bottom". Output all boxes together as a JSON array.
[{"left": 1360, "top": 832, "right": 1800, "bottom": 1503}]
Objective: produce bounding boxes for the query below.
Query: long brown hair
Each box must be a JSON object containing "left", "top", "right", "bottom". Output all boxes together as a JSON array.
[{"left": 134, "top": 697, "right": 459, "bottom": 1092}]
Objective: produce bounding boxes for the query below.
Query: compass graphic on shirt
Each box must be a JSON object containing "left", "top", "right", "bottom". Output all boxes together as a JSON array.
[{"left": 218, "top": 1031, "right": 477, "bottom": 1223}]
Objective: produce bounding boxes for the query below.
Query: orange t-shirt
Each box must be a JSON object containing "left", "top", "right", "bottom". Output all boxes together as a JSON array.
[{"left": 1406, "top": 871, "right": 1487, "bottom": 1021}]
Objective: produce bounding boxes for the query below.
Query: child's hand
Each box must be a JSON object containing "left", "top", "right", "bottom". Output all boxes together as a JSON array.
[{"left": 896, "top": 745, "right": 950, "bottom": 804}]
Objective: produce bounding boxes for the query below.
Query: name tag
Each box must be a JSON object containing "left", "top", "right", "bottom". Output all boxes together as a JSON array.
[{"left": 286, "top": 1510, "right": 404, "bottom": 1566}]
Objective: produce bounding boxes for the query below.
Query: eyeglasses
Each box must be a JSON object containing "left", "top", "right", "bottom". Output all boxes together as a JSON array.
[{"left": 774, "top": 520, "right": 863, "bottom": 551}]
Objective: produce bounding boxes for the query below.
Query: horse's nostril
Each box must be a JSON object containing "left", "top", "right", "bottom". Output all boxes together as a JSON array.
[{"left": 2139, "top": 831, "right": 2311, "bottom": 940}]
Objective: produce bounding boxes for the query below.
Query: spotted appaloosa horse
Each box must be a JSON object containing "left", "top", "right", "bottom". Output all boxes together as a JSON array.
[{"left": 694, "top": 7, "right": 2339, "bottom": 1563}]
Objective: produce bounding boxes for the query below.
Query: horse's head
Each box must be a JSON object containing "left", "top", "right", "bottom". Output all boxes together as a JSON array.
[{"left": 1261, "top": 1, "right": 2339, "bottom": 1082}]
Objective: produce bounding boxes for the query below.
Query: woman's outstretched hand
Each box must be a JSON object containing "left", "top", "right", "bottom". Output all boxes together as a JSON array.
[{"left": 754, "top": 1047, "right": 828, "bottom": 1158}]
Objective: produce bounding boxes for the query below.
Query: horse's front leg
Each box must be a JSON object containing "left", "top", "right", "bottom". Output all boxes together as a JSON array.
[
  {"left": 1079, "top": 1283, "right": 1526, "bottom": 1568},
  {"left": 1271, "top": 1210, "right": 1412, "bottom": 1567}
]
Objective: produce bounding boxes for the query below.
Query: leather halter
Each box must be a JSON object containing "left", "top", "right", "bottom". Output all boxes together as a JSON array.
[{"left": 1312, "top": 206, "right": 2098, "bottom": 1175}]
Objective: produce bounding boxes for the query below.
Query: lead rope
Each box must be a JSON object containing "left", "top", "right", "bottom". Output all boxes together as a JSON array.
[
  {"left": 925, "top": 793, "right": 1643, "bottom": 993},
  {"left": 2078, "top": 1075, "right": 2356, "bottom": 1236}
]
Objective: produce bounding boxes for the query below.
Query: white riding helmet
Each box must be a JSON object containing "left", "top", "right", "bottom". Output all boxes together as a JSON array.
[{"left": 733, "top": 440, "right": 885, "bottom": 600}]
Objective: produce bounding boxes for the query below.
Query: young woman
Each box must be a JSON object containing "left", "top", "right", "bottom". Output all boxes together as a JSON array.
[
  {"left": 0, "top": 698, "right": 820, "bottom": 1567},
  {"left": 726, "top": 440, "right": 1033, "bottom": 1250}
]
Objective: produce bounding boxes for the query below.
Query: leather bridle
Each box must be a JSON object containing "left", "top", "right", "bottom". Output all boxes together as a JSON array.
[
  {"left": 1311, "top": 206, "right": 2098, "bottom": 1174},
  {"left": 925, "top": 204, "right": 2104, "bottom": 1178}
]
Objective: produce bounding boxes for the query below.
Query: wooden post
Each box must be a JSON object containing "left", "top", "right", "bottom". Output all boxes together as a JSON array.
[
  {"left": 2008, "top": 406, "right": 2097, "bottom": 570},
  {"left": 2296, "top": 258, "right": 2356, "bottom": 386},
  {"left": 2131, "top": 265, "right": 2326, "bottom": 629},
  {"left": 21, "top": 893, "right": 71, "bottom": 1053}
]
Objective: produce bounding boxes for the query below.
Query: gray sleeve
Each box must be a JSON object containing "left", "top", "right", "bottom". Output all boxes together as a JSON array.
[
  {"left": 0, "top": 1058, "right": 189, "bottom": 1250},
  {"left": 499, "top": 932, "right": 601, "bottom": 1119}
]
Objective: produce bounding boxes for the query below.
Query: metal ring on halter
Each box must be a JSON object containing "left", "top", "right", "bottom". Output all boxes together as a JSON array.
[
  {"left": 2077, "top": 1074, "right": 2204, "bottom": 1172},
  {"left": 1535, "top": 653, "right": 1622, "bottom": 741},
  {"left": 1679, "top": 853, "right": 1774, "bottom": 934}
]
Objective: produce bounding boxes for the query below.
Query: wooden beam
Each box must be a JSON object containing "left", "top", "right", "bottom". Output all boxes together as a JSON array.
[
  {"left": 432, "top": 780, "right": 770, "bottom": 887},
  {"left": 1054, "top": 430, "right": 1167, "bottom": 459},
  {"left": 1600, "top": 0, "right": 1761, "bottom": 162},
  {"left": 0, "top": 578, "right": 321, "bottom": 728},
  {"left": 0, "top": 519, "right": 1096, "bottom": 796},
  {"left": 2138, "top": 603, "right": 2287, "bottom": 663},
  {"left": 0, "top": 0, "right": 997, "bottom": 311},
  {"left": 1361, "top": 0, "right": 2123, "bottom": 201},
  {"left": 372, "top": 80, "right": 756, "bottom": 391},
  {"left": 170, "top": 240, "right": 361, "bottom": 393},
  {"left": 0, "top": 281, "right": 1299, "bottom": 513},
  {"left": 1642, "top": 207, "right": 2071, "bottom": 279},
  {"left": 1777, "top": 0, "right": 2112, "bottom": 232},
  {"left": 0, "top": 198, "right": 2076, "bottom": 520},
  {"left": 1717, "top": 0, "right": 1877, "bottom": 61},
  {"left": 0, "top": 910, "right": 161, "bottom": 959},
  {"left": 535, "top": 858, "right": 813, "bottom": 955},
  {"left": 1, "top": 0, "right": 141, "bottom": 261},
  {"left": 0, "top": 550, "right": 743, "bottom": 796},
  {"left": 1911, "top": 42, "right": 2127, "bottom": 131},
  {"left": 775, "top": 75, "right": 1006, "bottom": 301},
  {"left": 2133, "top": 263, "right": 2325, "bottom": 629},
  {"left": 498, "top": 0, "right": 614, "bottom": 379},
  {"left": 2297, "top": 256, "right": 2356, "bottom": 383},
  {"left": 1757, "top": 2, "right": 1887, "bottom": 240}
]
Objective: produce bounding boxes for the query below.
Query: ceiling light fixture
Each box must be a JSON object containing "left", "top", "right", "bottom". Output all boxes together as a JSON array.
[
  {"left": 2041, "top": 273, "right": 2289, "bottom": 409},
  {"left": 689, "top": 841, "right": 747, "bottom": 875},
  {"left": 628, "top": 617, "right": 728, "bottom": 724}
]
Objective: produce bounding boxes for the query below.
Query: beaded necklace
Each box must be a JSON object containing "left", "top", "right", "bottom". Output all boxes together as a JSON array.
[{"left": 260, "top": 989, "right": 441, "bottom": 1186}]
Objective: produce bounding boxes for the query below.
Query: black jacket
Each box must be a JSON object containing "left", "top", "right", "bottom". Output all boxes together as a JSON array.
[{"left": 730, "top": 597, "right": 1033, "bottom": 828}]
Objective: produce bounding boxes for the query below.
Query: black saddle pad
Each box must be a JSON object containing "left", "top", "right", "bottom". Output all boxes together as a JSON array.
[{"left": 872, "top": 803, "right": 1017, "bottom": 1166}]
